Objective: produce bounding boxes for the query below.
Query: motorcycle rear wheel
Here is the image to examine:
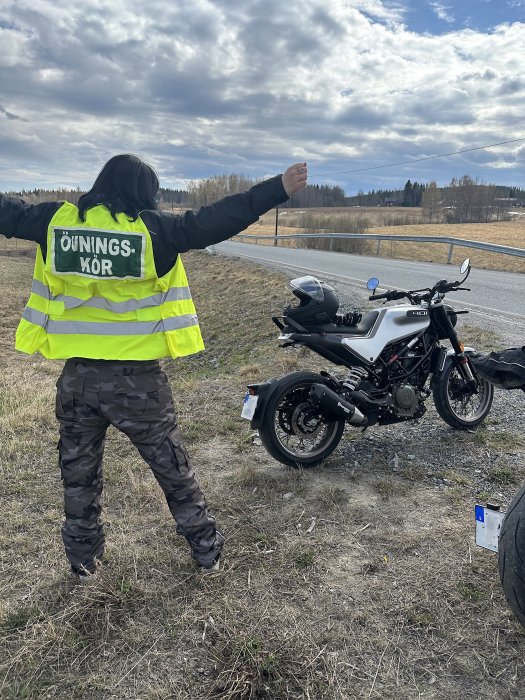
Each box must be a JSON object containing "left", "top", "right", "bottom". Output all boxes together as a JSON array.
[
  {"left": 259, "top": 371, "right": 345, "bottom": 468},
  {"left": 498, "top": 482, "right": 525, "bottom": 629},
  {"left": 432, "top": 359, "right": 493, "bottom": 429}
]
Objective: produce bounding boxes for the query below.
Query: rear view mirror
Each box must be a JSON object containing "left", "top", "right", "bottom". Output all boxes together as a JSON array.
[{"left": 367, "top": 277, "right": 379, "bottom": 291}]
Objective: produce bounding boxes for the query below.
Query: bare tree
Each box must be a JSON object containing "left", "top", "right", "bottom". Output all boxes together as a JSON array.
[
  {"left": 422, "top": 181, "right": 442, "bottom": 223},
  {"left": 187, "top": 174, "right": 256, "bottom": 208},
  {"left": 442, "top": 175, "right": 499, "bottom": 223}
]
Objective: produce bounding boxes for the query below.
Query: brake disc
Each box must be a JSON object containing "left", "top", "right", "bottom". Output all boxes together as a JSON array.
[{"left": 291, "top": 403, "right": 324, "bottom": 438}]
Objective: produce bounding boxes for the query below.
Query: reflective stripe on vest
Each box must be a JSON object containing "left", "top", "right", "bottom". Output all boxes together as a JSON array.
[
  {"left": 30, "top": 279, "right": 193, "bottom": 312},
  {"left": 15, "top": 202, "right": 205, "bottom": 360},
  {"left": 22, "top": 306, "right": 199, "bottom": 335}
]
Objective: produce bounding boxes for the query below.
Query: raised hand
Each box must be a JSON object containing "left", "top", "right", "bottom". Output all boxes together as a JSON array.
[{"left": 282, "top": 163, "right": 308, "bottom": 197}]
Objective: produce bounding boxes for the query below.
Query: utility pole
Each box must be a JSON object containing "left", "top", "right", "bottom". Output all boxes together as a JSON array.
[{"left": 274, "top": 204, "right": 279, "bottom": 246}]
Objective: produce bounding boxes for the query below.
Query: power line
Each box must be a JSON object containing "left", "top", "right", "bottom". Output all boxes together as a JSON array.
[{"left": 310, "top": 137, "right": 525, "bottom": 179}]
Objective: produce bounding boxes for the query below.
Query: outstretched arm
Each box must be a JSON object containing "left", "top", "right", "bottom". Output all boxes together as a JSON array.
[
  {"left": 0, "top": 194, "right": 60, "bottom": 246},
  {"left": 149, "top": 163, "right": 309, "bottom": 258}
]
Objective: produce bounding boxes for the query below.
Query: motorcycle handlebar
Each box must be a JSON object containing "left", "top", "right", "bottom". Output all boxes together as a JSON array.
[
  {"left": 368, "top": 279, "right": 468, "bottom": 304},
  {"left": 436, "top": 280, "right": 458, "bottom": 293},
  {"left": 368, "top": 280, "right": 470, "bottom": 301},
  {"left": 368, "top": 290, "right": 406, "bottom": 302}
]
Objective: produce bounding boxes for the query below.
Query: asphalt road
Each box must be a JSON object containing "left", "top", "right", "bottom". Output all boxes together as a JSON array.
[{"left": 215, "top": 241, "right": 525, "bottom": 336}]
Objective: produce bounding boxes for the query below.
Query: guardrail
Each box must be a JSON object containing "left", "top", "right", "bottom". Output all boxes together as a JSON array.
[{"left": 233, "top": 232, "right": 525, "bottom": 263}]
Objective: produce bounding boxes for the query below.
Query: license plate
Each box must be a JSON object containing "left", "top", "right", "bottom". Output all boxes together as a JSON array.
[
  {"left": 475, "top": 505, "right": 505, "bottom": 552},
  {"left": 241, "top": 393, "right": 259, "bottom": 420}
]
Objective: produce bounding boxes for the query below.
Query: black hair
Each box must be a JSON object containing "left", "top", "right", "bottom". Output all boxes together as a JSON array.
[{"left": 77, "top": 154, "right": 160, "bottom": 222}]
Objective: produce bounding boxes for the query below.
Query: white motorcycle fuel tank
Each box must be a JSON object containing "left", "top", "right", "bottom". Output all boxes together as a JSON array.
[{"left": 341, "top": 305, "right": 430, "bottom": 364}]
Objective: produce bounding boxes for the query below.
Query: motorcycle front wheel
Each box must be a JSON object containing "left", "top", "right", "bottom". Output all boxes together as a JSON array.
[
  {"left": 259, "top": 371, "right": 345, "bottom": 468},
  {"left": 432, "top": 358, "right": 494, "bottom": 429},
  {"left": 498, "top": 482, "right": 525, "bottom": 629}
]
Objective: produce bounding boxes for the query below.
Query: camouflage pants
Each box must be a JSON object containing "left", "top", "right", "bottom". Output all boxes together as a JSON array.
[{"left": 55, "top": 358, "right": 223, "bottom": 571}]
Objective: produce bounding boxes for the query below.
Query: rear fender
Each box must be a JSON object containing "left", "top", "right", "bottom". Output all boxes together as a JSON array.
[{"left": 246, "top": 378, "right": 280, "bottom": 429}]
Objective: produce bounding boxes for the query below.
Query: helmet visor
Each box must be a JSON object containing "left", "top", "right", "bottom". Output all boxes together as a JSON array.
[{"left": 288, "top": 276, "right": 324, "bottom": 303}]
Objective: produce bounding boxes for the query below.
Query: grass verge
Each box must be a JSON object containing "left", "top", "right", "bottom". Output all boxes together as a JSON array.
[{"left": 1, "top": 249, "right": 524, "bottom": 699}]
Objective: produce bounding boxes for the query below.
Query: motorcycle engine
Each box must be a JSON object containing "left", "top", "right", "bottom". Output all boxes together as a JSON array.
[{"left": 392, "top": 383, "right": 421, "bottom": 416}]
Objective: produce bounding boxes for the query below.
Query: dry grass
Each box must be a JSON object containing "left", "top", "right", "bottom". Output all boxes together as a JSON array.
[
  {"left": 1, "top": 248, "right": 525, "bottom": 699},
  {"left": 275, "top": 206, "right": 425, "bottom": 228},
  {"left": 238, "top": 207, "right": 525, "bottom": 274},
  {"left": 366, "top": 220, "right": 525, "bottom": 273}
]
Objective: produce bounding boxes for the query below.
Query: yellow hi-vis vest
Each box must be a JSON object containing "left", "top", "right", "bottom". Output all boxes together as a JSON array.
[{"left": 15, "top": 202, "right": 205, "bottom": 360}]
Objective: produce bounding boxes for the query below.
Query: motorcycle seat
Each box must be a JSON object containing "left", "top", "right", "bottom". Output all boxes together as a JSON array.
[{"left": 318, "top": 310, "right": 380, "bottom": 336}]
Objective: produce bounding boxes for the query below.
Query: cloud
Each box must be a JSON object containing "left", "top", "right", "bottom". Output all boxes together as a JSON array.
[
  {"left": 0, "top": 0, "right": 523, "bottom": 193},
  {"left": 0, "top": 105, "right": 27, "bottom": 121},
  {"left": 429, "top": 2, "right": 455, "bottom": 23}
]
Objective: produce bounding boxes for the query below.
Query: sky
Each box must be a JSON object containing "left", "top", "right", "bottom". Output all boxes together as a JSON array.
[{"left": 0, "top": 0, "right": 524, "bottom": 196}]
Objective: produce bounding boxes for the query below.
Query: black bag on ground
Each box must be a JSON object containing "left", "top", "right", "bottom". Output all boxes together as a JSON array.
[{"left": 470, "top": 346, "right": 525, "bottom": 391}]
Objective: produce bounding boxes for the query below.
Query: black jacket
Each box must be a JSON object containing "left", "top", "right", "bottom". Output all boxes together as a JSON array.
[{"left": 0, "top": 176, "right": 288, "bottom": 277}]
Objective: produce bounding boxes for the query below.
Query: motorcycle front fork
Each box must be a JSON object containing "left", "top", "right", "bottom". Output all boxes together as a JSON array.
[
  {"left": 433, "top": 299, "right": 478, "bottom": 387},
  {"left": 448, "top": 332, "right": 478, "bottom": 389}
]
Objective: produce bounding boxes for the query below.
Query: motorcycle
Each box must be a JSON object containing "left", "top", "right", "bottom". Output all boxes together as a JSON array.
[{"left": 242, "top": 258, "right": 494, "bottom": 468}]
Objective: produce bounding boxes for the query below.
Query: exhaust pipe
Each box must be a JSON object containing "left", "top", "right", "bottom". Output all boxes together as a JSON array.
[{"left": 310, "top": 383, "right": 367, "bottom": 426}]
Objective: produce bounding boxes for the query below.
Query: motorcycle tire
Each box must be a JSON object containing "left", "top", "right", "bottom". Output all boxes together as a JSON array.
[
  {"left": 498, "top": 483, "right": 525, "bottom": 629},
  {"left": 258, "top": 371, "right": 345, "bottom": 468},
  {"left": 432, "top": 358, "right": 494, "bottom": 429}
]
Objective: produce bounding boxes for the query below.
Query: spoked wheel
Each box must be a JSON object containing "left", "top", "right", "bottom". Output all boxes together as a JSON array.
[
  {"left": 259, "top": 371, "right": 345, "bottom": 468},
  {"left": 432, "top": 358, "right": 494, "bottom": 429}
]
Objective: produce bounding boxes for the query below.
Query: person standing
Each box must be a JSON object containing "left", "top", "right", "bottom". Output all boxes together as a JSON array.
[{"left": 0, "top": 154, "right": 308, "bottom": 580}]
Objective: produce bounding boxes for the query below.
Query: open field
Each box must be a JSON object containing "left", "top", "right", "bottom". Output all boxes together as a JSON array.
[
  {"left": 271, "top": 206, "right": 426, "bottom": 228},
  {"left": 243, "top": 207, "right": 525, "bottom": 274},
  {"left": 1, "top": 247, "right": 525, "bottom": 699}
]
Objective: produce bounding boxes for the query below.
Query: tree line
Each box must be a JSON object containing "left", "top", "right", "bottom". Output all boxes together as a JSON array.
[
  {"left": 3, "top": 175, "right": 524, "bottom": 225},
  {"left": 422, "top": 177, "right": 523, "bottom": 224},
  {"left": 184, "top": 176, "right": 347, "bottom": 209}
]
